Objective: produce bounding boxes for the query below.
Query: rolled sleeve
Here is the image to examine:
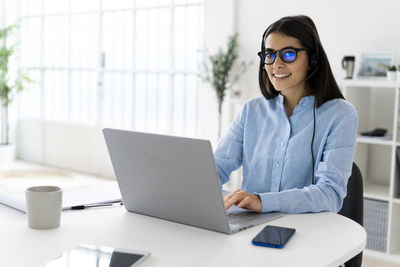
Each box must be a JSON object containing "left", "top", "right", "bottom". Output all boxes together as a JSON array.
[{"left": 214, "top": 104, "right": 246, "bottom": 185}]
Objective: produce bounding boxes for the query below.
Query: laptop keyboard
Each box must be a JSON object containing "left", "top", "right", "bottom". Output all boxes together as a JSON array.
[{"left": 227, "top": 211, "right": 259, "bottom": 225}]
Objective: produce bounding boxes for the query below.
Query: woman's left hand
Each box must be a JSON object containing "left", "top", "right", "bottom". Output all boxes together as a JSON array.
[{"left": 224, "top": 189, "right": 262, "bottom": 213}]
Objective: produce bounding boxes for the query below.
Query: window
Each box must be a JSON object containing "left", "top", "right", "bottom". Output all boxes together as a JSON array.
[{"left": 12, "top": 0, "right": 203, "bottom": 137}]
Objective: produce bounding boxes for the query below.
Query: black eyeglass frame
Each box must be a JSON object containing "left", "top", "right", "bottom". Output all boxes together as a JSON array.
[{"left": 257, "top": 46, "right": 308, "bottom": 65}]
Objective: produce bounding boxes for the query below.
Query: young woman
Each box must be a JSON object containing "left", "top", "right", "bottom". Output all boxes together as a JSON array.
[{"left": 214, "top": 15, "right": 358, "bottom": 214}]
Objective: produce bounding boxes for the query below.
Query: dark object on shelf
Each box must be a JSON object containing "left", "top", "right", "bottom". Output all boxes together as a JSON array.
[
  {"left": 360, "top": 128, "right": 387, "bottom": 137},
  {"left": 338, "top": 162, "right": 363, "bottom": 267},
  {"left": 342, "top": 55, "right": 355, "bottom": 79}
]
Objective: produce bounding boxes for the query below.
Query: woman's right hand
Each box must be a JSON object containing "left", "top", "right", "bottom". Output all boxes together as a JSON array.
[{"left": 224, "top": 189, "right": 262, "bottom": 213}]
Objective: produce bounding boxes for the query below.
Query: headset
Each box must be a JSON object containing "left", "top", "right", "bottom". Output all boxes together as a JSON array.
[{"left": 260, "top": 18, "right": 321, "bottom": 185}]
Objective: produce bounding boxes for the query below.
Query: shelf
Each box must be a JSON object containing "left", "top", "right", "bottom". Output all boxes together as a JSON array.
[
  {"left": 343, "top": 75, "right": 400, "bottom": 259},
  {"left": 357, "top": 135, "right": 393, "bottom": 146},
  {"left": 341, "top": 78, "right": 400, "bottom": 88},
  {"left": 364, "top": 182, "right": 390, "bottom": 201}
]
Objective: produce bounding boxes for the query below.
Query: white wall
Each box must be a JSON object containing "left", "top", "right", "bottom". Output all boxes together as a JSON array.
[{"left": 17, "top": 119, "right": 114, "bottom": 178}]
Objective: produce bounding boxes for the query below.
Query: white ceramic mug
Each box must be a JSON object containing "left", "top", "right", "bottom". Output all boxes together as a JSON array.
[{"left": 25, "top": 186, "right": 63, "bottom": 229}]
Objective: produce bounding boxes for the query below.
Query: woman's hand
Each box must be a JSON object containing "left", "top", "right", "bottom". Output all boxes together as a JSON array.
[{"left": 224, "top": 189, "right": 262, "bottom": 213}]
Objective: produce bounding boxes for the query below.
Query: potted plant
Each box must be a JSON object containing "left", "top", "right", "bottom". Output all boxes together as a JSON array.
[
  {"left": 202, "top": 34, "right": 250, "bottom": 139},
  {"left": 387, "top": 65, "right": 397, "bottom": 81},
  {"left": 0, "top": 24, "right": 32, "bottom": 161}
]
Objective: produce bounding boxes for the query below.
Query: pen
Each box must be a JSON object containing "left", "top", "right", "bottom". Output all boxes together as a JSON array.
[{"left": 70, "top": 201, "right": 123, "bottom": 210}]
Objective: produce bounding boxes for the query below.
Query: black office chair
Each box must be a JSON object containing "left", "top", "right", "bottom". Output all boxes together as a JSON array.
[{"left": 338, "top": 162, "right": 363, "bottom": 267}]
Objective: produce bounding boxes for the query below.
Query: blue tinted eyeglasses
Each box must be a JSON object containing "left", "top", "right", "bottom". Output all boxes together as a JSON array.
[{"left": 257, "top": 46, "right": 307, "bottom": 65}]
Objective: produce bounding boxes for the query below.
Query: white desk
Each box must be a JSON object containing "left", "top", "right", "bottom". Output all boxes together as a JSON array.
[{"left": 0, "top": 205, "right": 366, "bottom": 267}]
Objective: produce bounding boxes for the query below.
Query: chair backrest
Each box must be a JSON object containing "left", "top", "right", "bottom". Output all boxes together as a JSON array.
[
  {"left": 338, "top": 162, "right": 364, "bottom": 267},
  {"left": 338, "top": 162, "right": 363, "bottom": 226}
]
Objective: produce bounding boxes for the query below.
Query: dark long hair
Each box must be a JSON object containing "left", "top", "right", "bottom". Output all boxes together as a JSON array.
[{"left": 258, "top": 15, "right": 344, "bottom": 108}]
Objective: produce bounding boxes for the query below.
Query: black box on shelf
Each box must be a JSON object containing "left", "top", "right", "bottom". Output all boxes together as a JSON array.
[{"left": 363, "top": 198, "right": 388, "bottom": 252}]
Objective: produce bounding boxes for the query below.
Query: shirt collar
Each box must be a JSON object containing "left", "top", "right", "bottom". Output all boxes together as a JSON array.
[
  {"left": 278, "top": 94, "right": 315, "bottom": 114},
  {"left": 298, "top": 95, "right": 315, "bottom": 108}
]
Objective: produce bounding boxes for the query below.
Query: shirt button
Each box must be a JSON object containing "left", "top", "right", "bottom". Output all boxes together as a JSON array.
[
  {"left": 276, "top": 163, "right": 279, "bottom": 167},
  {"left": 280, "top": 142, "right": 284, "bottom": 146}
]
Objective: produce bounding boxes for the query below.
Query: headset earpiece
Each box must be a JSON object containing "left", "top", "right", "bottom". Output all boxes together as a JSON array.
[
  {"left": 306, "top": 28, "right": 320, "bottom": 80},
  {"left": 309, "top": 52, "right": 318, "bottom": 69}
]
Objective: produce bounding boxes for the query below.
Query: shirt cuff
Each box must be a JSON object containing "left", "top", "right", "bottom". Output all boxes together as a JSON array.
[{"left": 257, "top": 192, "right": 282, "bottom": 213}]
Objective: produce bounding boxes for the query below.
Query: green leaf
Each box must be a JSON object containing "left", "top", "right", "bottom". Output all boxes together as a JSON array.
[
  {"left": 200, "top": 33, "right": 249, "bottom": 106},
  {"left": 0, "top": 23, "right": 33, "bottom": 107}
]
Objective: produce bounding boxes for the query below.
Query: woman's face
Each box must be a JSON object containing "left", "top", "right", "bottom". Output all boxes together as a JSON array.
[{"left": 264, "top": 32, "right": 309, "bottom": 96}]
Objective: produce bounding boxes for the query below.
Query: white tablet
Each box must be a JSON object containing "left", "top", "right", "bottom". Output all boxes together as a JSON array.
[{"left": 44, "top": 244, "right": 151, "bottom": 267}]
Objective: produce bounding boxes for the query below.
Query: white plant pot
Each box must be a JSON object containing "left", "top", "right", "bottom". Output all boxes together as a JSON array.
[
  {"left": 397, "top": 71, "right": 400, "bottom": 82},
  {"left": 387, "top": 71, "right": 397, "bottom": 81},
  {"left": 0, "top": 144, "right": 16, "bottom": 163}
]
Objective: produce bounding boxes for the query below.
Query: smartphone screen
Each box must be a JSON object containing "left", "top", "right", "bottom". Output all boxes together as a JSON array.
[
  {"left": 44, "top": 244, "right": 150, "bottom": 267},
  {"left": 252, "top": 225, "right": 296, "bottom": 248}
]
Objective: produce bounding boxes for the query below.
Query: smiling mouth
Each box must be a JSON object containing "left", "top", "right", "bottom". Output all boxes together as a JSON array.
[{"left": 273, "top": 73, "right": 292, "bottom": 79}]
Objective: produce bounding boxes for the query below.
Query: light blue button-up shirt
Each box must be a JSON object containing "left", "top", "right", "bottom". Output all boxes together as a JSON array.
[{"left": 214, "top": 94, "right": 358, "bottom": 214}]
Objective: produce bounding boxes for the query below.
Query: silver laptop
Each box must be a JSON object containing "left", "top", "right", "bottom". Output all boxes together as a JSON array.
[{"left": 103, "top": 128, "right": 283, "bottom": 234}]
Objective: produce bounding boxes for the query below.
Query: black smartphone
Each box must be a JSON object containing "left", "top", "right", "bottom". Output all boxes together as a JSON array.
[{"left": 252, "top": 225, "right": 296, "bottom": 248}]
